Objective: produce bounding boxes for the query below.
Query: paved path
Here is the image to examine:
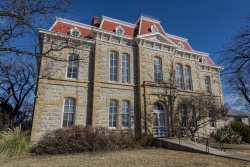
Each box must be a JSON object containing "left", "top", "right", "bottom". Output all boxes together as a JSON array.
[{"left": 158, "top": 137, "right": 250, "bottom": 162}]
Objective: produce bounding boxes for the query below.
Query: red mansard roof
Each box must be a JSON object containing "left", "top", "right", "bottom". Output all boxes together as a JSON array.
[
  {"left": 101, "top": 20, "right": 137, "bottom": 37},
  {"left": 139, "top": 19, "right": 165, "bottom": 35},
  {"left": 199, "top": 56, "right": 214, "bottom": 65},
  {"left": 51, "top": 22, "right": 92, "bottom": 38},
  {"left": 170, "top": 38, "right": 193, "bottom": 51},
  {"left": 49, "top": 17, "right": 214, "bottom": 64}
]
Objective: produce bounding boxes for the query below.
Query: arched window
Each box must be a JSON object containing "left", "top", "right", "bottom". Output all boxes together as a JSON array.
[
  {"left": 176, "top": 64, "right": 183, "bottom": 89},
  {"left": 109, "top": 100, "right": 118, "bottom": 128},
  {"left": 116, "top": 26, "right": 125, "bottom": 35},
  {"left": 202, "top": 57, "right": 207, "bottom": 64},
  {"left": 70, "top": 27, "right": 81, "bottom": 37},
  {"left": 178, "top": 42, "right": 184, "bottom": 49},
  {"left": 154, "top": 57, "right": 162, "bottom": 82},
  {"left": 153, "top": 102, "right": 164, "bottom": 111},
  {"left": 67, "top": 54, "right": 79, "bottom": 79},
  {"left": 151, "top": 25, "right": 159, "bottom": 32},
  {"left": 110, "top": 52, "right": 118, "bottom": 82},
  {"left": 205, "top": 76, "right": 211, "bottom": 94},
  {"left": 180, "top": 105, "right": 187, "bottom": 128},
  {"left": 185, "top": 65, "right": 192, "bottom": 90},
  {"left": 62, "top": 98, "right": 75, "bottom": 127},
  {"left": 122, "top": 100, "right": 130, "bottom": 128},
  {"left": 122, "top": 54, "right": 130, "bottom": 83}
]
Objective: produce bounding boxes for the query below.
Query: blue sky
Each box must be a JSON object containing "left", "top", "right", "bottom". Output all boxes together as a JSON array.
[{"left": 47, "top": 0, "right": 249, "bottom": 108}]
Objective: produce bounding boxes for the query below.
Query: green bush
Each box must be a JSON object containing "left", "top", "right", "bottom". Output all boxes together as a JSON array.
[
  {"left": 215, "top": 126, "right": 242, "bottom": 144},
  {"left": 0, "top": 125, "right": 30, "bottom": 157},
  {"left": 34, "top": 125, "right": 162, "bottom": 155},
  {"left": 231, "top": 121, "right": 250, "bottom": 143}
]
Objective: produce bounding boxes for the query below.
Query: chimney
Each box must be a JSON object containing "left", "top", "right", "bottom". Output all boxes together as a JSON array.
[{"left": 91, "top": 16, "right": 99, "bottom": 27}]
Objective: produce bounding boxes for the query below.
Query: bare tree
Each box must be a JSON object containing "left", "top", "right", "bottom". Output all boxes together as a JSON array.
[
  {"left": 0, "top": 0, "right": 73, "bottom": 60},
  {"left": 219, "top": 11, "right": 250, "bottom": 111},
  {"left": 177, "top": 93, "right": 227, "bottom": 141},
  {"left": 0, "top": 58, "right": 37, "bottom": 128}
]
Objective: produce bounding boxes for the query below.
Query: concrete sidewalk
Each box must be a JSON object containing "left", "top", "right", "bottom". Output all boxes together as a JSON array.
[{"left": 158, "top": 137, "right": 250, "bottom": 162}]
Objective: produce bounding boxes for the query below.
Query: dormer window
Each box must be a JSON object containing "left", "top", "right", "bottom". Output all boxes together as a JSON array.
[
  {"left": 70, "top": 27, "right": 81, "bottom": 37},
  {"left": 178, "top": 42, "right": 184, "bottom": 49},
  {"left": 202, "top": 57, "right": 207, "bottom": 64},
  {"left": 116, "top": 26, "right": 125, "bottom": 35},
  {"left": 151, "top": 25, "right": 159, "bottom": 32}
]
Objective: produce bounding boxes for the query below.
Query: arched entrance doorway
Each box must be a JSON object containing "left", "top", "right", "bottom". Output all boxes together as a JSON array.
[{"left": 153, "top": 102, "right": 167, "bottom": 137}]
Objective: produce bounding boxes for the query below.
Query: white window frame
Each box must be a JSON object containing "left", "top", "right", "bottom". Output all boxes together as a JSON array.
[
  {"left": 122, "top": 100, "right": 130, "bottom": 129},
  {"left": 115, "top": 25, "right": 125, "bottom": 35},
  {"left": 202, "top": 57, "right": 207, "bottom": 64},
  {"left": 122, "top": 54, "right": 130, "bottom": 83},
  {"left": 109, "top": 100, "right": 118, "bottom": 129},
  {"left": 205, "top": 76, "right": 211, "bottom": 94},
  {"left": 185, "top": 65, "right": 192, "bottom": 91},
  {"left": 66, "top": 54, "right": 79, "bottom": 79},
  {"left": 178, "top": 42, "right": 184, "bottom": 49},
  {"left": 109, "top": 51, "right": 118, "bottom": 82},
  {"left": 154, "top": 57, "right": 162, "bottom": 82},
  {"left": 151, "top": 25, "right": 159, "bottom": 32},
  {"left": 188, "top": 106, "right": 195, "bottom": 128},
  {"left": 70, "top": 27, "right": 81, "bottom": 37},
  {"left": 62, "top": 98, "right": 76, "bottom": 128},
  {"left": 177, "top": 64, "right": 184, "bottom": 89}
]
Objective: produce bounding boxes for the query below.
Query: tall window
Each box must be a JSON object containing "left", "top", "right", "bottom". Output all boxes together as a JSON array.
[
  {"left": 180, "top": 105, "right": 187, "bottom": 128},
  {"left": 122, "top": 101, "right": 130, "bottom": 128},
  {"left": 188, "top": 106, "right": 195, "bottom": 128},
  {"left": 209, "top": 108, "right": 215, "bottom": 128},
  {"left": 62, "top": 98, "right": 75, "bottom": 127},
  {"left": 110, "top": 52, "right": 118, "bottom": 82},
  {"left": 177, "top": 64, "right": 183, "bottom": 89},
  {"left": 109, "top": 100, "right": 118, "bottom": 128},
  {"left": 205, "top": 76, "right": 211, "bottom": 94},
  {"left": 67, "top": 54, "right": 78, "bottom": 79},
  {"left": 185, "top": 66, "right": 192, "bottom": 90},
  {"left": 154, "top": 57, "right": 162, "bottom": 82},
  {"left": 122, "top": 54, "right": 130, "bottom": 83}
]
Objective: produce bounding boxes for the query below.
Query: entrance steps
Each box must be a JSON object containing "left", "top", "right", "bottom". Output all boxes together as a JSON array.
[{"left": 157, "top": 137, "right": 250, "bottom": 162}]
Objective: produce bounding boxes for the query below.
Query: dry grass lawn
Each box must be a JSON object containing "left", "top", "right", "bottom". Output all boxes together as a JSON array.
[
  {"left": 0, "top": 148, "right": 249, "bottom": 167},
  {"left": 209, "top": 143, "right": 250, "bottom": 157}
]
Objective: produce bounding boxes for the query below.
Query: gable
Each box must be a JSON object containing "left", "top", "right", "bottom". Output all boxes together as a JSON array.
[
  {"left": 139, "top": 19, "right": 165, "bottom": 35},
  {"left": 170, "top": 38, "right": 193, "bottom": 51},
  {"left": 51, "top": 22, "right": 92, "bottom": 38},
  {"left": 100, "top": 20, "right": 137, "bottom": 37}
]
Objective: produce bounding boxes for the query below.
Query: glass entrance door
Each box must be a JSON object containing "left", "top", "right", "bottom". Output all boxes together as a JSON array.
[{"left": 153, "top": 102, "right": 167, "bottom": 137}]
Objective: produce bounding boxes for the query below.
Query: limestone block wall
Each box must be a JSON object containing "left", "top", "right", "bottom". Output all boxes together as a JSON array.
[
  {"left": 40, "top": 44, "right": 95, "bottom": 82},
  {"left": 31, "top": 80, "right": 93, "bottom": 141},
  {"left": 94, "top": 40, "right": 137, "bottom": 85},
  {"left": 94, "top": 87, "right": 138, "bottom": 133},
  {"left": 200, "top": 71, "right": 223, "bottom": 97}
]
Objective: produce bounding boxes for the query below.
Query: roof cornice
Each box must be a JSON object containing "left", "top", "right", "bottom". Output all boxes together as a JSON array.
[
  {"left": 165, "top": 33, "right": 188, "bottom": 42},
  {"left": 49, "top": 17, "right": 94, "bottom": 31},
  {"left": 38, "top": 28, "right": 95, "bottom": 43},
  {"left": 100, "top": 16, "right": 137, "bottom": 28},
  {"left": 135, "top": 15, "right": 161, "bottom": 24},
  {"left": 91, "top": 27, "right": 134, "bottom": 40}
]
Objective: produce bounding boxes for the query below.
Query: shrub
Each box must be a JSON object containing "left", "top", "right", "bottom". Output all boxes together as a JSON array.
[
  {"left": 231, "top": 121, "right": 250, "bottom": 143},
  {"left": 0, "top": 125, "right": 30, "bottom": 157},
  {"left": 215, "top": 126, "right": 242, "bottom": 144},
  {"left": 34, "top": 125, "right": 162, "bottom": 155}
]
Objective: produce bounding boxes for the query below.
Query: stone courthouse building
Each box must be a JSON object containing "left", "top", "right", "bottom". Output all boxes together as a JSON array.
[{"left": 30, "top": 15, "right": 225, "bottom": 142}]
